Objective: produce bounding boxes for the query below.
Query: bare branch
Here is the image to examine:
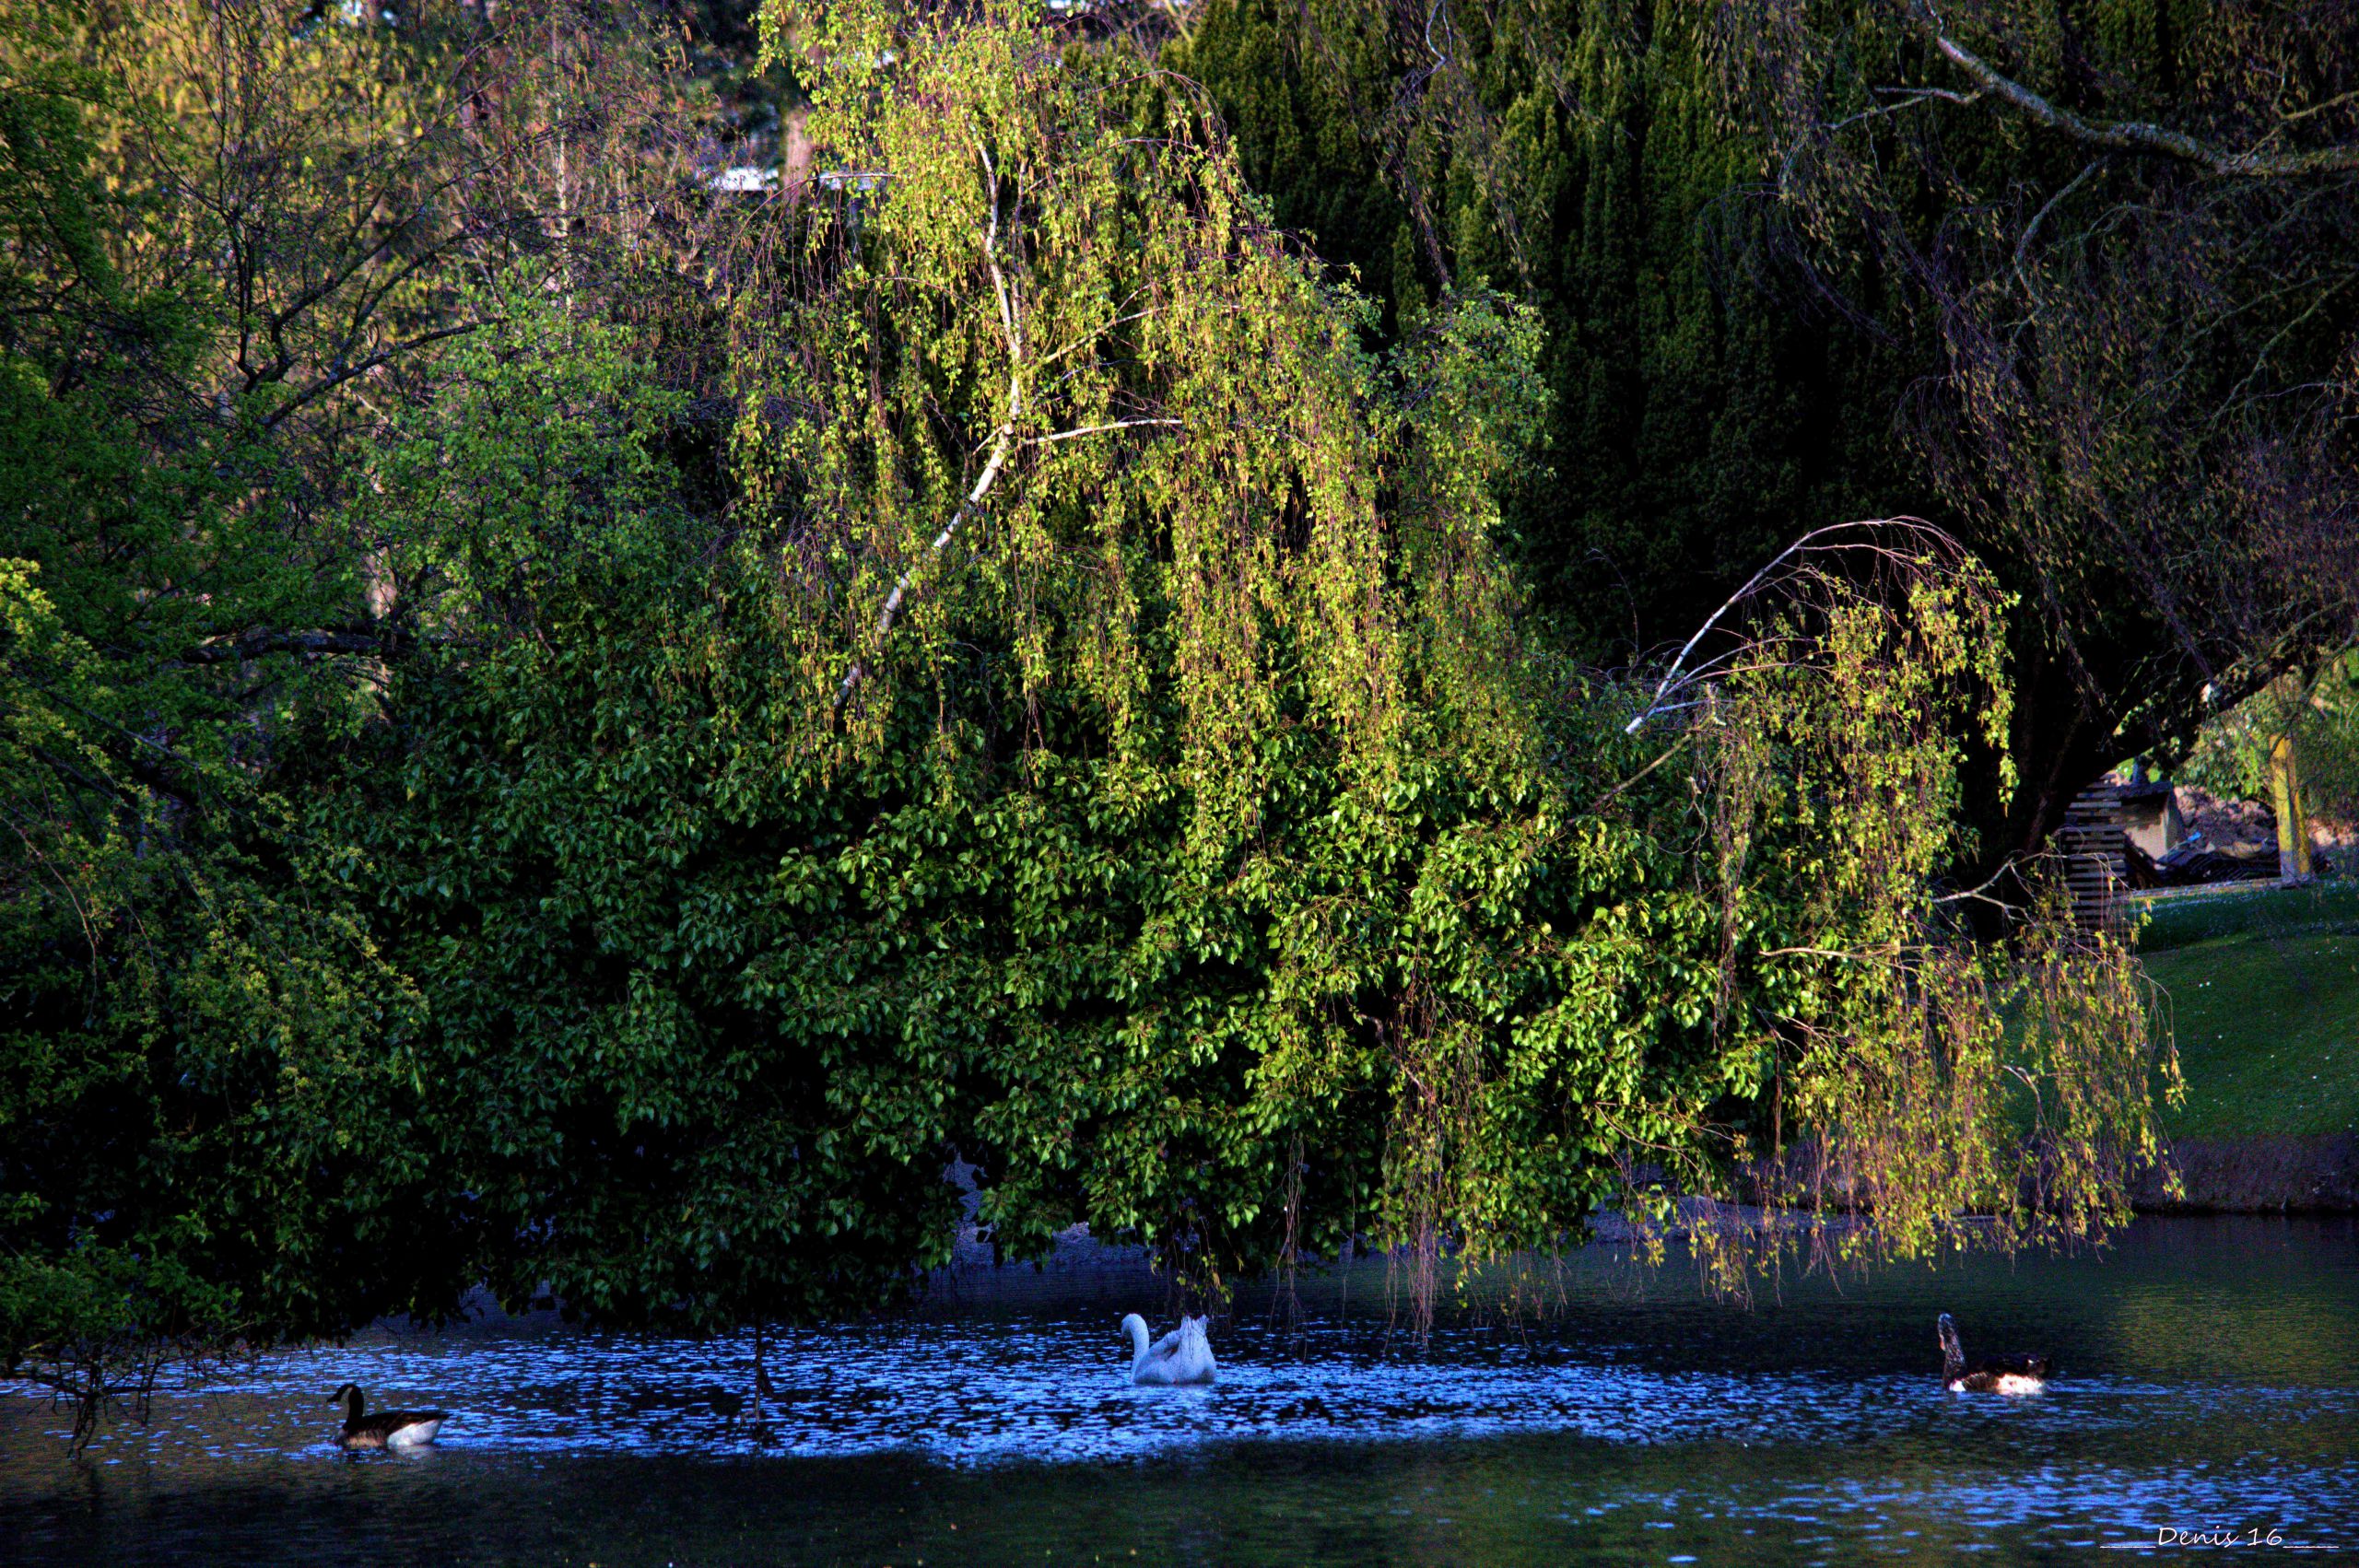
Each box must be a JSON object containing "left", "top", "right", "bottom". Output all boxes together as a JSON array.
[
  {"left": 2013, "top": 157, "right": 2107, "bottom": 288},
  {"left": 1028, "top": 418, "right": 1182, "bottom": 445},
  {"left": 1907, "top": 3, "right": 2359, "bottom": 177},
  {"left": 1625, "top": 518, "right": 1957, "bottom": 732},
  {"left": 1829, "top": 85, "right": 1982, "bottom": 135},
  {"left": 261, "top": 322, "right": 489, "bottom": 431}
]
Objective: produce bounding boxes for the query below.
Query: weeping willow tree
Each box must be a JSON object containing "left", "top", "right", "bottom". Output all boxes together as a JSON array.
[
  {"left": 695, "top": 0, "right": 2177, "bottom": 1328},
  {"left": 1620, "top": 523, "right": 2178, "bottom": 1288},
  {"left": 741, "top": 0, "right": 1536, "bottom": 799},
  {"left": 733, "top": 0, "right": 1555, "bottom": 1303}
]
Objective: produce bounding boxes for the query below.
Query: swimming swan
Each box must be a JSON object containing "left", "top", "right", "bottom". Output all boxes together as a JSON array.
[
  {"left": 1121, "top": 1313, "right": 1216, "bottom": 1385},
  {"left": 1937, "top": 1313, "right": 2049, "bottom": 1394},
  {"left": 328, "top": 1383, "right": 449, "bottom": 1449}
]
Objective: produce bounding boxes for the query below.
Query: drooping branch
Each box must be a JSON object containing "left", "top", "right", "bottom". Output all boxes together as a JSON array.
[
  {"left": 830, "top": 130, "right": 1190, "bottom": 708},
  {"left": 1625, "top": 518, "right": 1960, "bottom": 733},
  {"left": 1904, "top": 2, "right": 2359, "bottom": 178}
]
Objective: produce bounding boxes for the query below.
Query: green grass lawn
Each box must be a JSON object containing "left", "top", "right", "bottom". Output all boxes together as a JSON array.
[
  {"left": 2136, "top": 876, "right": 2359, "bottom": 953},
  {"left": 2135, "top": 882, "right": 2359, "bottom": 1139}
]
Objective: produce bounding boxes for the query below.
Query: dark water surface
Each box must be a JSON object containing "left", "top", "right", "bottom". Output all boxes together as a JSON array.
[{"left": 6, "top": 1217, "right": 2357, "bottom": 1565}]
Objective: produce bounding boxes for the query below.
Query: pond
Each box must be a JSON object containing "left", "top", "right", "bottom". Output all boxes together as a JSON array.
[{"left": 5, "top": 1216, "right": 2356, "bottom": 1565}]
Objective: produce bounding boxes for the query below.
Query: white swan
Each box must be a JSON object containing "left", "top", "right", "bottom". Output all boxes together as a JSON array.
[{"left": 1121, "top": 1313, "right": 1217, "bottom": 1385}]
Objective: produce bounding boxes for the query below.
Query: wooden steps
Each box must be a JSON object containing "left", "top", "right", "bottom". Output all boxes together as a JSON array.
[{"left": 2058, "top": 785, "right": 2126, "bottom": 935}]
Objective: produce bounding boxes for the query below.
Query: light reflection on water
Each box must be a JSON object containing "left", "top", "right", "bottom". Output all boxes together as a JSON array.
[{"left": 4, "top": 1216, "right": 2356, "bottom": 1566}]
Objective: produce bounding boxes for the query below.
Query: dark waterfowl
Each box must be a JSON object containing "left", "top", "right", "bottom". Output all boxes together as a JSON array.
[
  {"left": 329, "top": 1383, "right": 449, "bottom": 1449},
  {"left": 1937, "top": 1313, "right": 2049, "bottom": 1394}
]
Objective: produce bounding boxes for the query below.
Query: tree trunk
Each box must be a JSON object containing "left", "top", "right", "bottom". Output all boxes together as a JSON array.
[{"left": 2271, "top": 733, "right": 2315, "bottom": 883}]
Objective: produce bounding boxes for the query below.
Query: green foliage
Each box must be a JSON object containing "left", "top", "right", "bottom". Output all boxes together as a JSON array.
[
  {"left": 0, "top": 9, "right": 471, "bottom": 1443},
  {"left": 0, "top": 516, "right": 451, "bottom": 1443},
  {"left": 2179, "top": 653, "right": 2359, "bottom": 825},
  {"left": 724, "top": 2, "right": 2158, "bottom": 1308},
  {"left": 317, "top": 287, "right": 967, "bottom": 1328}
]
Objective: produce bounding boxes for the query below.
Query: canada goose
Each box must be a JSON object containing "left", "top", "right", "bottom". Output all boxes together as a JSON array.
[
  {"left": 328, "top": 1383, "right": 449, "bottom": 1449},
  {"left": 1937, "top": 1313, "right": 2049, "bottom": 1394},
  {"left": 1121, "top": 1313, "right": 1216, "bottom": 1385}
]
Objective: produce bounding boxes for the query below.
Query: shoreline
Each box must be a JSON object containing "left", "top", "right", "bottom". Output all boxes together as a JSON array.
[
  {"left": 413, "top": 1136, "right": 2359, "bottom": 1333},
  {"left": 927, "top": 1140, "right": 2359, "bottom": 1294},
  {"left": 2136, "top": 1132, "right": 2359, "bottom": 1213}
]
